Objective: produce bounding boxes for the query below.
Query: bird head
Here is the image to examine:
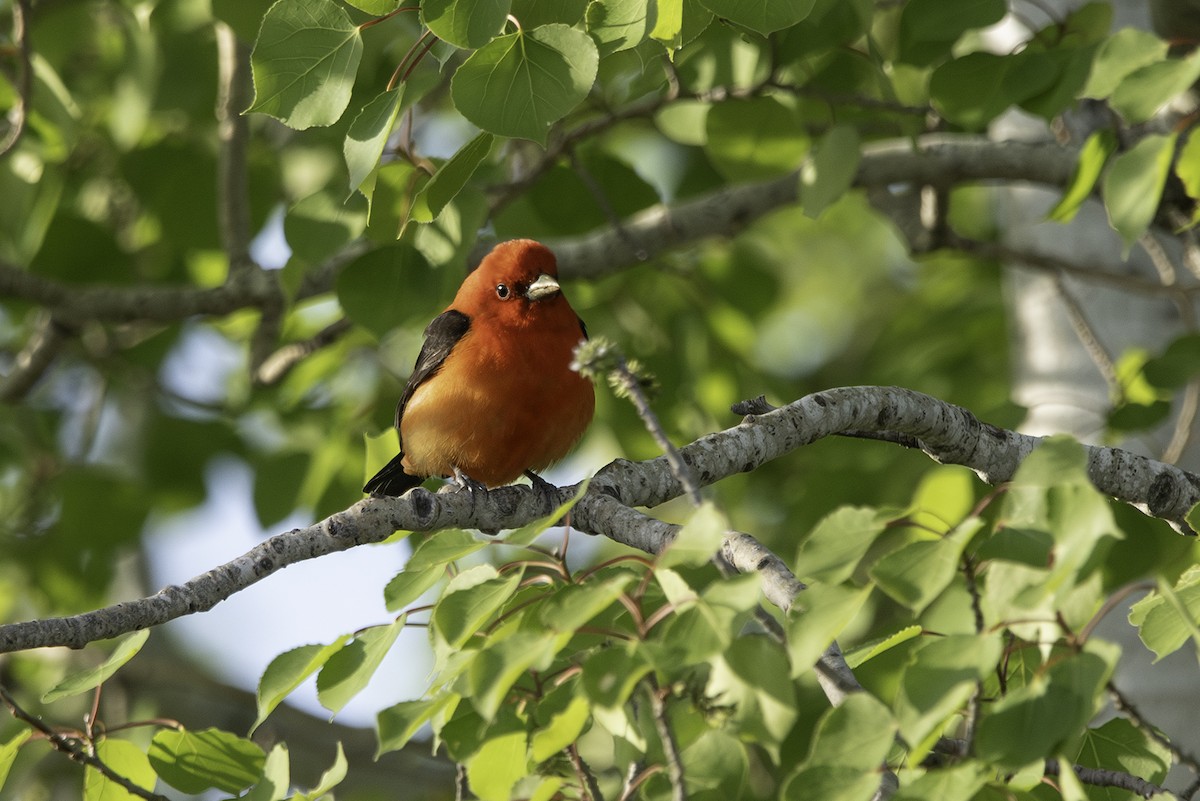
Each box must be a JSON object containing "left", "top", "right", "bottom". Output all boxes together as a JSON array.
[{"left": 456, "top": 240, "right": 576, "bottom": 329}]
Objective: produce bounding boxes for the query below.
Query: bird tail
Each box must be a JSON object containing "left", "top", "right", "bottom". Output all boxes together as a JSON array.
[{"left": 363, "top": 452, "right": 423, "bottom": 496}]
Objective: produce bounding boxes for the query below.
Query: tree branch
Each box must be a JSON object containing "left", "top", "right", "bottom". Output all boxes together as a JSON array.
[
  {"left": 549, "top": 136, "right": 1079, "bottom": 280},
  {"left": 2, "top": 385, "right": 1197, "bottom": 653}
]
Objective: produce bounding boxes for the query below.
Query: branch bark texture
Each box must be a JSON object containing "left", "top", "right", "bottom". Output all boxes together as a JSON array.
[{"left": 2, "top": 385, "right": 1195, "bottom": 654}]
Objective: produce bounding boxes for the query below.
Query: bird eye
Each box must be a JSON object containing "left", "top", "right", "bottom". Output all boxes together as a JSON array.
[{"left": 495, "top": 283, "right": 511, "bottom": 300}]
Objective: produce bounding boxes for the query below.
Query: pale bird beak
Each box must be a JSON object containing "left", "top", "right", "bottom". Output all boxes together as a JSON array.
[{"left": 524, "top": 273, "right": 561, "bottom": 301}]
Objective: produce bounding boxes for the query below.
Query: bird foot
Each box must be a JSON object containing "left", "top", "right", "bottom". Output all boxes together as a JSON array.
[{"left": 524, "top": 470, "right": 559, "bottom": 516}]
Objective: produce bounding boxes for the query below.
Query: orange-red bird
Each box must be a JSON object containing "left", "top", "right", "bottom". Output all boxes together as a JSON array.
[{"left": 364, "top": 239, "right": 595, "bottom": 496}]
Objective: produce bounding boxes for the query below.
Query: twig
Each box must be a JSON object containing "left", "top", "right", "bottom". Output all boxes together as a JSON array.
[
  {"left": 254, "top": 317, "right": 354, "bottom": 385},
  {"left": 567, "top": 744, "right": 606, "bottom": 801},
  {"left": 0, "top": 0, "right": 32, "bottom": 157},
  {"left": 1050, "top": 272, "right": 1121, "bottom": 400},
  {"left": 1043, "top": 758, "right": 1166, "bottom": 798},
  {"left": 607, "top": 355, "right": 702, "bottom": 506},
  {"left": 1109, "top": 682, "right": 1200, "bottom": 783},
  {"left": 0, "top": 314, "right": 71, "bottom": 402},
  {"left": 646, "top": 677, "right": 686, "bottom": 801},
  {"left": 214, "top": 22, "right": 254, "bottom": 277},
  {"left": 0, "top": 684, "right": 170, "bottom": 801}
]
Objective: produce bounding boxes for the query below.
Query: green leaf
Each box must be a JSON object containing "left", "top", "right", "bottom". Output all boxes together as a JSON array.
[
  {"left": 708, "top": 635, "right": 798, "bottom": 751},
  {"left": 285, "top": 189, "right": 368, "bottom": 265},
  {"left": 335, "top": 242, "right": 434, "bottom": 338},
  {"left": 1048, "top": 130, "right": 1117, "bottom": 223},
  {"left": 1144, "top": 333, "right": 1200, "bottom": 390},
  {"left": 975, "top": 645, "right": 1116, "bottom": 769},
  {"left": 1110, "top": 51, "right": 1200, "bottom": 123},
  {"left": 85, "top": 739, "right": 157, "bottom": 801},
  {"left": 243, "top": 743, "right": 289, "bottom": 801},
  {"left": 295, "top": 742, "right": 349, "bottom": 800},
  {"left": 466, "top": 728, "right": 528, "bottom": 801},
  {"left": 1178, "top": 131, "right": 1200, "bottom": 202},
  {"left": 410, "top": 132, "right": 495, "bottom": 224},
  {"left": 895, "top": 634, "right": 1002, "bottom": 755},
  {"left": 422, "top": 0, "right": 510, "bottom": 49},
  {"left": 705, "top": 97, "right": 809, "bottom": 181},
  {"left": 582, "top": 644, "right": 651, "bottom": 708},
  {"left": 586, "top": 0, "right": 656, "bottom": 55},
  {"left": 695, "top": 0, "right": 814, "bottom": 35},
  {"left": 806, "top": 693, "right": 896, "bottom": 770},
  {"left": 406, "top": 528, "right": 487, "bottom": 570},
  {"left": 897, "top": 0, "right": 1006, "bottom": 66},
  {"left": 781, "top": 764, "right": 880, "bottom": 801},
  {"left": 317, "top": 616, "right": 406, "bottom": 714},
  {"left": 538, "top": 574, "right": 633, "bottom": 632},
  {"left": 892, "top": 762, "right": 990, "bottom": 801},
  {"left": 1129, "top": 567, "right": 1200, "bottom": 660},
  {"left": 384, "top": 566, "right": 443, "bottom": 611},
  {"left": 253, "top": 639, "right": 349, "bottom": 732},
  {"left": 796, "top": 506, "right": 891, "bottom": 583},
  {"left": 870, "top": 519, "right": 980, "bottom": 613},
  {"left": 344, "top": 88, "right": 406, "bottom": 196},
  {"left": 1102, "top": 133, "right": 1177, "bottom": 249},
  {"left": 467, "top": 631, "right": 566, "bottom": 720},
  {"left": 0, "top": 730, "right": 30, "bottom": 790},
  {"left": 345, "top": 0, "right": 402, "bottom": 12},
  {"left": 450, "top": 24, "right": 599, "bottom": 144},
  {"left": 786, "top": 583, "right": 872, "bottom": 675},
  {"left": 433, "top": 568, "right": 523, "bottom": 648},
  {"left": 1073, "top": 719, "right": 1171, "bottom": 786},
  {"left": 843, "top": 625, "right": 923, "bottom": 668},
  {"left": 1081, "top": 27, "right": 1167, "bottom": 98},
  {"left": 801, "top": 125, "right": 860, "bottom": 219},
  {"left": 248, "top": 0, "right": 364, "bottom": 130},
  {"left": 376, "top": 695, "right": 458, "bottom": 755},
  {"left": 531, "top": 693, "right": 590, "bottom": 761},
  {"left": 659, "top": 501, "right": 727, "bottom": 567},
  {"left": 930, "top": 51, "right": 1057, "bottom": 130},
  {"left": 42, "top": 630, "right": 149, "bottom": 703},
  {"left": 148, "top": 728, "right": 266, "bottom": 794}
]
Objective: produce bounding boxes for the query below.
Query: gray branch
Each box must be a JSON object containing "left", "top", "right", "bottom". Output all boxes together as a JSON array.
[
  {"left": 2, "top": 386, "right": 1195, "bottom": 655},
  {"left": 3, "top": 135, "right": 1083, "bottom": 327}
]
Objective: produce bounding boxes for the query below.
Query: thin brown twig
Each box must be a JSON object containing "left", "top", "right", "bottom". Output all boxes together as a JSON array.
[
  {"left": 0, "top": 684, "right": 170, "bottom": 801},
  {"left": 567, "top": 743, "right": 606, "bottom": 801},
  {"left": 646, "top": 677, "right": 686, "bottom": 801},
  {"left": 1051, "top": 272, "right": 1122, "bottom": 400},
  {"left": 0, "top": 0, "right": 32, "bottom": 157}
]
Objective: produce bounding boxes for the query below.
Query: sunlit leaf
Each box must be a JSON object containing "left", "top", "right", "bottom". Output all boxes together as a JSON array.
[
  {"left": 422, "top": 0, "right": 510, "bottom": 48},
  {"left": 450, "top": 24, "right": 599, "bottom": 143},
  {"left": 410, "top": 132, "right": 495, "bottom": 224},
  {"left": 248, "top": 0, "right": 363, "bottom": 130},
  {"left": 253, "top": 639, "right": 349, "bottom": 732},
  {"left": 148, "top": 728, "right": 266, "bottom": 794},
  {"left": 695, "top": 0, "right": 814, "bottom": 35},
  {"left": 42, "top": 630, "right": 149, "bottom": 703},
  {"left": 1102, "top": 133, "right": 1177, "bottom": 249},
  {"left": 317, "top": 616, "right": 406, "bottom": 714},
  {"left": 85, "top": 740, "right": 157, "bottom": 801},
  {"left": 344, "top": 88, "right": 406, "bottom": 196}
]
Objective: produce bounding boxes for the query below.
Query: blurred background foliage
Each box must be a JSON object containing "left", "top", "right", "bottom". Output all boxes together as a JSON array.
[{"left": 1, "top": 0, "right": 1199, "bottom": 796}]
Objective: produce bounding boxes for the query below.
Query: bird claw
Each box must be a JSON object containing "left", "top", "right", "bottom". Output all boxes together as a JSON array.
[{"left": 524, "top": 470, "right": 559, "bottom": 516}]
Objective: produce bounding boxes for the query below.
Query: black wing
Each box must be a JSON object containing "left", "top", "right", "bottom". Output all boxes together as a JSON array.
[
  {"left": 363, "top": 310, "right": 471, "bottom": 496},
  {"left": 396, "top": 309, "right": 472, "bottom": 428}
]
